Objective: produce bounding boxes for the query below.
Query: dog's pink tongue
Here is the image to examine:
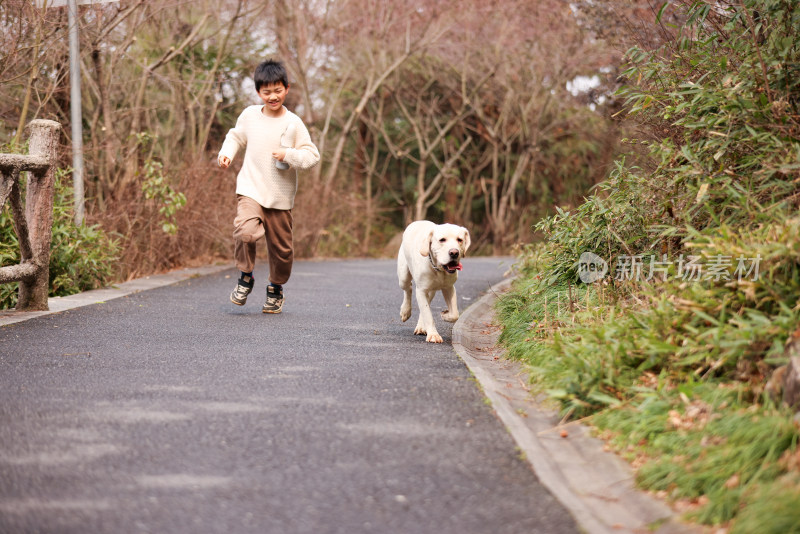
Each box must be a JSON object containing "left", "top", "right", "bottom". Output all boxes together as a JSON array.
[{"left": 456, "top": 262, "right": 463, "bottom": 271}]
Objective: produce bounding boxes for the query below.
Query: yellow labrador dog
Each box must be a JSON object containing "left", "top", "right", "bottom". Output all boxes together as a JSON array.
[{"left": 398, "top": 220, "right": 471, "bottom": 343}]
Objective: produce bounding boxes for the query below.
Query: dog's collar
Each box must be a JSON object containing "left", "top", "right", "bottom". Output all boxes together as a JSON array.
[{"left": 428, "top": 245, "right": 443, "bottom": 272}]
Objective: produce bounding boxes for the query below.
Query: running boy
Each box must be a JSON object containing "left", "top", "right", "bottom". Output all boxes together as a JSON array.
[{"left": 218, "top": 60, "right": 320, "bottom": 313}]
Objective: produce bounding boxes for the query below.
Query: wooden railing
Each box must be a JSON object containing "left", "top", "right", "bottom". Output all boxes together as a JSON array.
[{"left": 0, "top": 120, "right": 62, "bottom": 311}]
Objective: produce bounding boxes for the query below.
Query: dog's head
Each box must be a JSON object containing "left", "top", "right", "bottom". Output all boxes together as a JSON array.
[{"left": 420, "top": 223, "right": 471, "bottom": 274}]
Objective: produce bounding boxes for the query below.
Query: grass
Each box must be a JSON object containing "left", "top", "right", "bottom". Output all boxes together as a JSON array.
[
  {"left": 496, "top": 264, "right": 800, "bottom": 530},
  {"left": 595, "top": 383, "right": 798, "bottom": 526},
  {"left": 494, "top": 2, "right": 800, "bottom": 529}
]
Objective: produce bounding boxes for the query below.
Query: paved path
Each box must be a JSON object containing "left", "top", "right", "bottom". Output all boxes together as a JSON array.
[{"left": 0, "top": 258, "right": 581, "bottom": 534}]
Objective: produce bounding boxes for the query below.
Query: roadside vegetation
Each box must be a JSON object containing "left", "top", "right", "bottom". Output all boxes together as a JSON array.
[{"left": 496, "top": 1, "right": 800, "bottom": 531}]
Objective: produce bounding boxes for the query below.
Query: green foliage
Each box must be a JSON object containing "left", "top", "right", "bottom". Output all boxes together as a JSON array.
[
  {"left": 731, "top": 473, "right": 800, "bottom": 534},
  {"left": 141, "top": 159, "right": 187, "bottom": 235},
  {"left": 1, "top": 169, "right": 121, "bottom": 309},
  {"left": 619, "top": 0, "right": 800, "bottom": 235},
  {"left": 533, "top": 160, "right": 652, "bottom": 285},
  {"left": 497, "top": 0, "right": 800, "bottom": 529},
  {"left": 135, "top": 131, "right": 187, "bottom": 236},
  {"left": 594, "top": 383, "right": 799, "bottom": 527}
]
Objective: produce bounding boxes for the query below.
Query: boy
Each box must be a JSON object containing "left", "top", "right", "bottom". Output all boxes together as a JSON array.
[{"left": 218, "top": 60, "right": 320, "bottom": 313}]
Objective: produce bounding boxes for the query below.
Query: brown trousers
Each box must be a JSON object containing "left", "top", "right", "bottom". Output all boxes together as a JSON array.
[{"left": 232, "top": 195, "right": 293, "bottom": 285}]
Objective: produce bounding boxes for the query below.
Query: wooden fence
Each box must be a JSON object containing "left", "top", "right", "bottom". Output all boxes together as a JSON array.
[{"left": 0, "top": 120, "right": 62, "bottom": 311}]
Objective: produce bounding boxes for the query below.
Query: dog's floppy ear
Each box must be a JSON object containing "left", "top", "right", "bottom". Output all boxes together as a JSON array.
[
  {"left": 419, "top": 230, "right": 434, "bottom": 257},
  {"left": 462, "top": 228, "right": 471, "bottom": 254}
]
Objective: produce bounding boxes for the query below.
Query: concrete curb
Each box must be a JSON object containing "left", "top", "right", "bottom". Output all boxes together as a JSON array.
[
  {"left": 452, "top": 277, "right": 696, "bottom": 534},
  {"left": 0, "top": 263, "right": 232, "bottom": 327}
]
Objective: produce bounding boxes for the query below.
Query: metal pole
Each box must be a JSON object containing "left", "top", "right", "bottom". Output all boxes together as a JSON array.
[{"left": 67, "top": 0, "right": 84, "bottom": 225}]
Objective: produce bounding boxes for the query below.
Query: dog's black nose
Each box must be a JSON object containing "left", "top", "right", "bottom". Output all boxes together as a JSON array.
[{"left": 449, "top": 249, "right": 459, "bottom": 258}]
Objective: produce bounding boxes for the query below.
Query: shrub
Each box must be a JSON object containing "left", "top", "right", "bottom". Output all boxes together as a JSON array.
[{"left": 497, "top": 0, "right": 800, "bottom": 528}]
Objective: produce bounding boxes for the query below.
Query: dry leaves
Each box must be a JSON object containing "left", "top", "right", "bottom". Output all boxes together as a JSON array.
[
  {"left": 667, "top": 398, "right": 715, "bottom": 431},
  {"left": 779, "top": 447, "right": 800, "bottom": 472}
]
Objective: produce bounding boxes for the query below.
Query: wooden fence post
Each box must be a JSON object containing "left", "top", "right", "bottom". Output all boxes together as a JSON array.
[{"left": 0, "top": 119, "right": 61, "bottom": 311}]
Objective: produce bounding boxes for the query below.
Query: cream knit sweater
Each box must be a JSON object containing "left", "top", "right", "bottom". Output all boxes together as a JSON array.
[{"left": 219, "top": 105, "right": 320, "bottom": 210}]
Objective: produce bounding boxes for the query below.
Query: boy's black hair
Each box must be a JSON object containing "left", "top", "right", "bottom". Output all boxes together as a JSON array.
[{"left": 254, "top": 60, "right": 289, "bottom": 90}]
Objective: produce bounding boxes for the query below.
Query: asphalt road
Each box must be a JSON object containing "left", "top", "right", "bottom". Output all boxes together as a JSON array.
[{"left": 0, "top": 257, "right": 580, "bottom": 534}]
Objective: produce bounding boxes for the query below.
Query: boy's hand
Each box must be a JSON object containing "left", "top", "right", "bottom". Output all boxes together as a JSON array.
[
  {"left": 218, "top": 155, "right": 231, "bottom": 168},
  {"left": 272, "top": 149, "right": 287, "bottom": 162}
]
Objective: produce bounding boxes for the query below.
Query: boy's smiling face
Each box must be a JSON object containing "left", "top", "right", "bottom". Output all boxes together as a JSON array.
[{"left": 258, "top": 81, "right": 289, "bottom": 117}]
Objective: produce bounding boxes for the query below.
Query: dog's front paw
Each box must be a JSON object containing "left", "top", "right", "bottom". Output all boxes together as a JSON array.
[
  {"left": 441, "top": 309, "right": 459, "bottom": 323},
  {"left": 400, "top": 306, "right": 412, "bottom": 322},
  {"left": 426, "top": 332, "right": 443, "bottom": 343},
  {"left": 413, "top": 325, "right": 427, "bottom": 336}
]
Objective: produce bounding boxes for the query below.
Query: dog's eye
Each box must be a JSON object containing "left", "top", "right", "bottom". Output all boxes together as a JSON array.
[
  {"left": 457, "top": 238, "right": 463, "bottom": 243},
  {"left": 439, "top": 238, "right": 446, "bottom": 243}
]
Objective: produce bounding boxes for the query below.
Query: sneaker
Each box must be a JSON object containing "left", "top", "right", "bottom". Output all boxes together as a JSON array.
[
  {"left": 262, "top": 284, "right": 284, "bottom": 314},
  {"left": 230, "top": 274, "right": 254, "bottom": 305}
]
